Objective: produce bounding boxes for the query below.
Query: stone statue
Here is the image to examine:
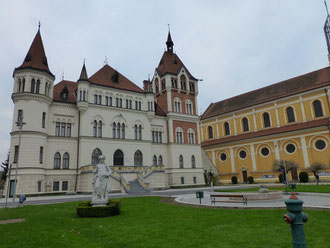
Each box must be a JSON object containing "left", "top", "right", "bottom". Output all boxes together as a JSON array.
[{"left": 92, "top": 155, "right": 111, "bottom": 206}]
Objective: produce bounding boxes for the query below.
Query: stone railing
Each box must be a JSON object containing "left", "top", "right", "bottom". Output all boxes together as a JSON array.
[
  {"left": 112, "top": 166, "right": 147, "bottom": 173},
  {"left": 140, "top": 165, "right": 165, "bottom": 179},
  {"left": 110, "top": 168, "right": 131, "bottom": 192},
  {"left": 137, "top": 173, "right": 150, "bottom": 191}
]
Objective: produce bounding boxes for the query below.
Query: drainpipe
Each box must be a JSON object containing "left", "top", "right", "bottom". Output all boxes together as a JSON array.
[{"left": 74, "top": 110, "right": 81, "bottom": 192}]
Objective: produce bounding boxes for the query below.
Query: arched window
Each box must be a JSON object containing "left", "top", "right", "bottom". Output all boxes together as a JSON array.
[
  {"left": 63, "top": 152, "right": 69, "bottom": 169},
  {"left": 134, "top": 124, "right": 138, "bottom": 140},
  {"left": 117, "top": 122, "right": 121, "bottom": 138},
  {"left": 313, "top": 100, "right": 323, "bottom": 117},
  {"left": 188, "top": 128, "right": 195, "bottom": 144},
  {"left": 179, "top": 155, "right": 184, "bottom": 168},
  {"left": 98, "top": 121, "right": 102, "bottom": 137},
  {"left": 114, "top": 149, "right": 124, "bottom": 166},
  {"left": 36, "top": 79, "right": 40, "bottom": 94},
  {"left": 286, "top": 107, "right": 295, "bottom": 123},
  {"left": 134, "top": 150, "right": 143, "bottom": 166},
  {"left": 208, "top": 126, "right": 213, "bottom": 139},
  {"left": 18, "top": 79, "right": 21, "bottom": 93},
  {"left": 224, "top": 122, "right": 230, "bottom": 135},
  {"left": 158, "top": 155, "right": 163, "bottom": 165},
  {"left": 155, "top": 78, "right": 159, "bottom": 94},
  {"left": 174, "top": 98, "right": 182, "bottom": 113},
  {"left": 31, "top": 79, "right": 35, "bottom": 93},
  {"left": 263, "top": 113, "right": 271, "bottom": 128},
  {"left": 93, "top": 120, "right": 97, "bottom": 137},
  {"left": 242, "top": 117, "right": 249, "bottom": 132},
  {"left": 180, "top": 75, "right": 187, "bottom": 90},
  {"left": 176, "top": 127, "right": 183, "bottom": 143},
  {"left": 153, "top": 155, "right": 157, "bottom": 166},
  {"left": 191, "top": 155, "right": 196, "bottom": 168},
  {"left": 91, "top": 148, "right": 102, "bottom": 165},
  {"left": 122, "top": 123, "right": 125, "bottom": 139},
  {"left": 54, "top": 152, "right": 61, "bottom": 169},
  {"left": 186, "top": 100, "right": 193, "bottom": 115},
  {"left": 138, "top": 125, "right": 142, "bottom": 140},
  {"left": 22, "top": 78, "right": 25, "bottom": 92},
  {"left": 112, "top": 122, "right": 116, "bottom": 138}
]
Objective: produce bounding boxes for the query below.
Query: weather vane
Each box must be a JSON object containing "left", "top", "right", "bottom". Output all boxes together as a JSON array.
[
  {"left": 38, "top": 21, "right": 41, "bottom": 31},
  {"left": 168, "top": 24, "right": 170, "bottom": 32},
  {"left": 83, "top": 58, "right": 86, "bottom": 64}
]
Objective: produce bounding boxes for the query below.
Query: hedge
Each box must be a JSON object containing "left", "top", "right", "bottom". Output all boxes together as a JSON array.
[{"left": 76, "top": 199, "right": 121, "bottom": 218}]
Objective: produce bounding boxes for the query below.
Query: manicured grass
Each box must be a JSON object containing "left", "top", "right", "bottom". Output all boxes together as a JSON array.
[
  {"left": 215, "top": 185, "right": 330, "bottom": 193},
  {"left": 0, "top": 197, "right": 330, "bottom": 248}
]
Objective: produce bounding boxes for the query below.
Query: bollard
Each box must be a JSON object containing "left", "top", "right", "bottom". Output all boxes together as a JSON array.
[{"left": 283, "top": 192, "right": 308, "bottom": 248}]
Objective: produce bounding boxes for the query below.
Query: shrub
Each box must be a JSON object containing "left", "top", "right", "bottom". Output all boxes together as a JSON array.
[
  {"left": 76, "top": 199, "right": 121, "bottom": 218},
  {"left": 299, "top": 172, "right": 309, "bottom": 183},
  {"left": 279, "top": 174, "right": 284, "bottom": 183},
  {"left": 247, "top": 176, "right": 254, "bottom": 184},
  {"left": 231, "top": 176, "right": 238, "bottom": 184}
]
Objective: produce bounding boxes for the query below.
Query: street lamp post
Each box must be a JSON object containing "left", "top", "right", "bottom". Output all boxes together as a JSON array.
[{"left": 12, "top": 115, "right": 26, "bottom": 204}]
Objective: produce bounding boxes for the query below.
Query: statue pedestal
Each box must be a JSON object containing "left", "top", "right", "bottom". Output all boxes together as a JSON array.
[{"left": 91, "top": 199, "right": 108, "bottom": 207}]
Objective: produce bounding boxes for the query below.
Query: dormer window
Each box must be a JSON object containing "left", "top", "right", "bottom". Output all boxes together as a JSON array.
[
  {"left": 60, "top": 88, "right": 69, "bottom": 101},
  {"left": 112, "top": 71, "right": 119, "bottom": 84}
]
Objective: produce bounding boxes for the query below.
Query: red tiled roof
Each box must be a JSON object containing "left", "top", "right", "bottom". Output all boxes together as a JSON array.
[
  {"left": 155, "top": 103, "right": 166, "bottom": 116},
  {"left": 88, "top": 65, "right": 144, "bottom": 93},
  {"left": 156, "top": 51, "right": 197, "bottom": 80},
  {"left": 15, "top": 30, "right": 54, "bottom": 77},
  {"left": 53, "top": 80, "right": 77, "bottom": 103},
  {"left": 201, "top": 118, "right": 329, "bottom": 147},
  {"left": 201, "top": 67, "right": 330, "bottom": 120}
]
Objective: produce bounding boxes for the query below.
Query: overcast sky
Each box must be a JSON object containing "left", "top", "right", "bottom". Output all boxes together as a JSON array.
[{"left": 0, "top": 0, "right": 328, "bottom": 162}]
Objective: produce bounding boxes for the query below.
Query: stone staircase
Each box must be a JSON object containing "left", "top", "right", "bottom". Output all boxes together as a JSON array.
[{"left": 128, "top": 179, "right": 149, "bottom": 193}]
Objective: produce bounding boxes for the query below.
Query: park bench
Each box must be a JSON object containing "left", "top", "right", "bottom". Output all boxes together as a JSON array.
[{"left": 210, "top": 194, "right": 247, "bottom": 206}]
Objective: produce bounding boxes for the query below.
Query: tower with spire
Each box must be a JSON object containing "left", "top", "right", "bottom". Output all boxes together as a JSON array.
[
  {"left": 9, "top": 26, "right": 55, "bottom": 195},
  {"left": 151, "top": 30, "right": 204, "bottom": 186}
]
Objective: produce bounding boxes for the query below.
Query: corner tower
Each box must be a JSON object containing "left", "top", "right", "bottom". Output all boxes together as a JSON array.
[
  {"left": 151, "top": 31, "right": 204, "bottom": 186},
  {"left": 9, "top": 27, "right": 55, "bottom": 195}
]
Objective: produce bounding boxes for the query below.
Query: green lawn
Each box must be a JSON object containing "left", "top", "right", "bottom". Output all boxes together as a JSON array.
[
  {"left": 215, "top": 185, "right": 330, "bottom": 193},
  {"left": 0, "top": 197, "right": 329, "bottom": 248}
]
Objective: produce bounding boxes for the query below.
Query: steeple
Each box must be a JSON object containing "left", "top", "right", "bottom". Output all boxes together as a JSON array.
[
  {"left": 78, "top": 60, "right": 89, "bottom": 81},
  {"left": 324, "top": 0, "right": 330, "bottom": 63},
  {"left": 166, "top": 31, "right": 174, "bottom": 53},
  {"left": 15, "top": 27, "right": 54, "bottom": 77}
]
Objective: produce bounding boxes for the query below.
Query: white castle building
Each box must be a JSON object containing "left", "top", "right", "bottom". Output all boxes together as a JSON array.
[{"left": 7, "top": 28, "right": 209, "bottom": 196}]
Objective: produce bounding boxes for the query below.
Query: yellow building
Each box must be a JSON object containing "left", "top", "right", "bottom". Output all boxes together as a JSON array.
[{"left": 200, "top": 67, "right": 330, "bottom": 183}]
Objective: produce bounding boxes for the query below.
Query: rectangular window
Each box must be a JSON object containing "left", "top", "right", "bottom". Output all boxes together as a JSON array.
[
  {"left": 83, "top": 91, "right": 86, "bottom": 101},
  {"left": 67, "top": 123, "right": 71, "bottom": 137},
  {"left": 94, "top": 95, "right": 97, "bottom": 104},
  {"left": 62, "top": 181, "right": 68, "bottom": 191},
  {"left": 181, "top": 177, "right": 184, "bottom": 184},
  {"left": 159, "top": 132, "right": 162, "bottom": 143},
  {"left": 42, "top": 112, "right": 46, "bottom": 128},
  {"left": 105, "top": 96, "right": 108, "bottom": 106},
  {"left": 61, "top": 123, "right": 66, "bottom": 137},
  {"left": 109, "top": 97, "right": 112, "bottom": 106},
  {"left": 17, "top": 109, "right": 23, "bottom": 123},
  {"left": 129, "top": 100, "right": 132, "bottom": 109},
  {"left": 99, "top": 95, "right": 102, "bottom": 105},
  {"left": 116, "top": 98, "right": 119, "bottom": 107},
  {"left": 135, "top": 101, "right": 138, "bottom": 110},
  {"left": 193, "top": 176, "right": 197, "bottom": 184},
  {"left": 155, "top": 131, "right": 159, "bottom": 143},
  {"left": 120, "top": 99, "right": 122, "bottom": 108},
  {"left": 55, "top": 122, "right": 60, "bottom": 136},
  {"left": 126, "top": 99, "right": 129, "bottom": 108},
  {"left": 152, "top": 131, "right": 155, "bottom": 143},
  {"left": 139, "top": 101, "right": 141, "bottom": 110},
  {"left": 39, "top": 146, "right": 43, "bottom": 163},
  {"left": 38, "top": 181, "right": 42, "bottom": 192},
  {"left": 80, "top": 91, "right": 82, "bottom": 101},
  {"left": 53, "top": 181, "right": 60, "bottom": 191},
  {"left": 14, "top": 145, "right": 19, "bottom": 163}
]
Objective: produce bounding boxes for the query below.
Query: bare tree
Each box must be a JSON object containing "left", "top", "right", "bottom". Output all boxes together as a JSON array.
[
  {"left": 308, "top": 162, "right": 326, "bottom": 185},
  {"left": 273, "top": 160, "right": 298, "bottom": 183}
]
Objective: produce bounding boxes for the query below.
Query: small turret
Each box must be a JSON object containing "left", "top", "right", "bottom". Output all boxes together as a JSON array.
[{"left": 166, "top": 31, "right": 174, "bottom": 53}]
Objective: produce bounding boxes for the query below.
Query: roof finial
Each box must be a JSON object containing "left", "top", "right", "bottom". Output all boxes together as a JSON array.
[
  {"left": 148, "top": 74, "right": 150, "bottom": 81},
  {"left": 83, "top": 58, "right": 86, "bottom": 65},
  {"left": 38, "top": 21, "right": 41, "bottom": 31},
  {"left": 168, "top": 24, "right": 170, "bottom": 32},
  {"left": 104, "top": 56, "right": 108, "bottom": 65},
  {"left": 61, "top": 70, "right": 64, "bottom": 80}
]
